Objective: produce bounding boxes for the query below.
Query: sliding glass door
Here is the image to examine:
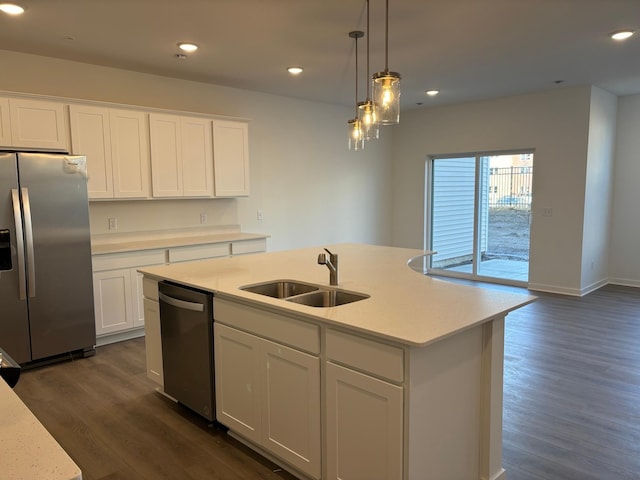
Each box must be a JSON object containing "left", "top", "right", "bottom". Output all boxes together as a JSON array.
[{"left": 427, "top": 152, "right": 532, "bottom": 285}]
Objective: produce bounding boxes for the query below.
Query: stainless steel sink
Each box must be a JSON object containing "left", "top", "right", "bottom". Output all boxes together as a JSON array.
[
  {"left": 240, "top": 280, "right": 319, "bottom": 299},
  {"left": 239, "top": 279, "right": 369, "bottom": 307},
  {"left": 286, "top": 290, "right": 369, "bottom": 307}
]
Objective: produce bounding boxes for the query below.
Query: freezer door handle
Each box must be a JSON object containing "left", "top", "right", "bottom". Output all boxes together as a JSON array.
[
  {"left": 159, "top": 292, "right": 205, "bottom": 312},
  {"left": 11, "top": 189, "right": 27, "bottom": 300},
  {"left": 21, "top": 188, "right": 36, "bottom": 298}
]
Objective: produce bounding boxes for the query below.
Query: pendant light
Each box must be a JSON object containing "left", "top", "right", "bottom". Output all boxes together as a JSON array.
[
  {"left": 358, "top": 0, "right": 379, "bottom": 141},
  {"left": 348, "top": 30, "right": 365, "bottom": 151},
  {"left": 372, "top": 0, "right": 401, "bottom": 125}
]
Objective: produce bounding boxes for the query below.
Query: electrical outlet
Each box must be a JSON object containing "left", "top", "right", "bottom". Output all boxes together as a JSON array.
[
  {"left": 257, "top": 210, "right": 264, "bottom": 221},
  {"left": 541, "top": 208, "right": 553, "bottom": 217},
  {"left": 200, "top": 212, "right": 208, "bottom": 224},
  {"left": 108, "top": 218, "right": 118, "bottom": 230}
]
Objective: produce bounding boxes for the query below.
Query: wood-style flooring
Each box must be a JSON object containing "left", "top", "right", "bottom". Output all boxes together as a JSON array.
[
  {"left": 12, "top": 284, "right": 640, "bottom": 480},
  {"left": 502, "top": 284, "right": 640, "bottom": 480}
]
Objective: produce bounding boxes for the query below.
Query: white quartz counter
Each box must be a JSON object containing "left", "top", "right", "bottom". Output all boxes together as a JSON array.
[
  {"left": 139, "top": 243, "right": 535, "bottom": 347},
  {"left": 0, "top": 379, "right": 82, "bottom": 480},
  {"left": 91, "top": 229, "right": 268, "bottom": 255}
]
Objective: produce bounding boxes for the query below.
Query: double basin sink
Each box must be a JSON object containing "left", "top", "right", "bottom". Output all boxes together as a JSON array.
[{"left": 240, "top": 280, "right": 369, "bottom": 307}]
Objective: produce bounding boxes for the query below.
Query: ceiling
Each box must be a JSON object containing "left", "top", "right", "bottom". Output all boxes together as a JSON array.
[{"left": 1, "top": 0, "right": 639, "bottom": 110}]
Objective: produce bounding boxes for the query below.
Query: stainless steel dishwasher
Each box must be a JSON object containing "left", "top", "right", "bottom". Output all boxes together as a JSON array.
[{"left": 158, "top": 281, "right": 215, "bottom": 421}]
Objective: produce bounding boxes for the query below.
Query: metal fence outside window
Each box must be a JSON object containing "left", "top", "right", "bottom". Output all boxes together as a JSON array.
[{"left": 488, "top": 166, "right": 532, "bottom": 210}]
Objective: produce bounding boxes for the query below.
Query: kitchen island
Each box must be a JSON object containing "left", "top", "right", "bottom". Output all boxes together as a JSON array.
[{"left": 139, "top": 243, "right": 535, "bottom": 480}]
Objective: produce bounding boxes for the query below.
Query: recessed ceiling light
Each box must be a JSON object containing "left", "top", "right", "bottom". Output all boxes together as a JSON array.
[
  {"left": 0, "top": 3, "right": 25, "bottom": 15},
  {"left": 425, "top": 90, "right": 440, "bottom": 96},
  {"left": 610, "top": 30, "right": 634, "bottom": 41},
  {"left": 177, "top": 42, "right": 199, "bottom": 53},
  {"left": 287, "top": 66, "right": 304, "bottom": 75}
]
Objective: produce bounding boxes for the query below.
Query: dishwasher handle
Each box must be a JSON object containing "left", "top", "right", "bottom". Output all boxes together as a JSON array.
[{"left": 159, "top": 292, "right": 205, "bottom": 312}]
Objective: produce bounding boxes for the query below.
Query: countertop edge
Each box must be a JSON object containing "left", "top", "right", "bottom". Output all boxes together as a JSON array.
[{"left": 92, "top": 231, "right": 269, "bottom": 255}]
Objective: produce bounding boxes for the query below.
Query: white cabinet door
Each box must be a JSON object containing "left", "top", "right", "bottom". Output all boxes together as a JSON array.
[
  {"left": 325, "top": 362, "right": 404, "bottom": 480},
  {"left": 69, "top": 104, "right": 114, "bottom": 198},
  {"left": 0, "top": 97, "right": 11, "bottom": 146},
  {"left": 143, "top": 297, "right": 163, "bottom": 386},
  {"left": 182, "top": 116, "right": 213, "bottom": 197},
  {"left": 261, "top": 339, "right": 321, "bottom": 479},
  {"left": 149, "top": 113, "right": 183, "bottom": 197},
  {"left": 8, "top": 98, "right": 68, "bottom": 151},
  {"left": 150, "top": 114, "right": 213, "bottom": 198},
  {"left": 214, "top": 323, "right": 262, "bottom": 444},
  {"left": 212, "top": 119, "right": 249, "bottom": 197},
  {"left": 109, "top": 109, "right": 150, "bottom": 198},
  {"left": 93, "top": 268, "right": 134, "bottom": 336}
]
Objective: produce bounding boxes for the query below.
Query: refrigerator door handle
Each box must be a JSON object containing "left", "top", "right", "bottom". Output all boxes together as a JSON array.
[
  {"left": 21, "top": 187, "right": 36, "bottom": 298},
  {"left": 11, "top": 189, "right": 27, "bottom": 300}
]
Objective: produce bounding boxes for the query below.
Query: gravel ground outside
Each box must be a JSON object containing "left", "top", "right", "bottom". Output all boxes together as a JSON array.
[{"left": 485, "top": 208, "right": 531, "bottom": 261}]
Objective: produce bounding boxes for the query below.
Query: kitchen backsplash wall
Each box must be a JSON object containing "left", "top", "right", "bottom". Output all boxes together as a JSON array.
[{"left": 89, "top": 199, "right": 238, "bottom": 235}]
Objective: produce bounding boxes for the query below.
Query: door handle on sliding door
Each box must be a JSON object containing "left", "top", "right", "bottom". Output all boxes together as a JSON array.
[
  {"left": 11, "top": 189, "right": 27, "bottom": 300},
  {"left": 21, "top": 188, "right": 36, "bottom": 298}
]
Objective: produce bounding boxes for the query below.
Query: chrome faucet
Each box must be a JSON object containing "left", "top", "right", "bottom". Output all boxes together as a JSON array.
[{"left": 318, "top": 248, "right": 338, "bottom": 286}]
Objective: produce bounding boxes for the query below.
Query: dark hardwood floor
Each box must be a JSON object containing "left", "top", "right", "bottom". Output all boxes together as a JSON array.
[
  {"left": 14, "top": 338, "right": 296, "bottom": 480},
  {"left": 502, "top": 284, "right": 640, "bottom": 480},
  {"left": 12, "top": 284, "right": 640, "bottom": 479}
]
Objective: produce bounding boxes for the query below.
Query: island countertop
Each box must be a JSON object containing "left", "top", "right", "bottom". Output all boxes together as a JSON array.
[
  {"left": 1, "top": 378, "right": 82, "bottom": 480},
  {"left": 138, "top": 243, "right": 535, "bottom": 347}
]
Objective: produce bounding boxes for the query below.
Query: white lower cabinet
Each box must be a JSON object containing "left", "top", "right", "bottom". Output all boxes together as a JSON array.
[
  {"left": 142, "top": 278, "right": 162, "bottom": 386},
  {"left": 215, "top": 323, "right": 321, "bottom": 479},
  {"left": 214, "top": 324, "right": 262, "bottom": 443},
  {"left": 214, "top": 308, "right": 321, "bottom": 479},
  {"left": 325, "top": 362, "right": 403, "bottom": 480},
  {"left": 92, "top": 249, "right": 166, "bottom": 344},
  {"left": 261, "top": 337, "right": 321, "bottom": 476},
  {"left": 93, "top": 268, "right": 134, "bottom": 336},
  {"left": 325, "top": 328, "right": 405, "bottom": 480},
  {"left": 93, "top": 267, "right": 146, "bottom": 336}
]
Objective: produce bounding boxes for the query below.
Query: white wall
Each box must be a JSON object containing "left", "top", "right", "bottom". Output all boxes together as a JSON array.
[
  {"left": 581, "top": 87, "right": 617, "bottom": 292},
  {"left": 610, "top": 94, "right": 640, "bottom": 287},
  {"left": 391, "top": 87, "right": 593, "bottom": 294},
  {"left": 0, "top": 49, "right": 392, "bottom": 252}
]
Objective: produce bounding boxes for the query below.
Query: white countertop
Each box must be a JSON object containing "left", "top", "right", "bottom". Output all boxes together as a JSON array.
[
  {"left": 0, "top": 378, "right": 82, "bottom": 480},
  {"left": 139, "top": 243, "right": 535, "bottom": 347},
  {"left": 91, "top": 229, "right": 268, "bottom": 255}
]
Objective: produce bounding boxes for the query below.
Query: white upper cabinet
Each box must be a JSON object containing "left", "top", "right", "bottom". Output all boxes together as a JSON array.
[
  {"left": 0, "top": 97, "right": 11, "bottom": 145},
  {"left": 69, "top": 105, "right": 113, "bottom": 198},
  {"left": 149, "top": 113, "right": 213, "bottom": 198},
  {"left": 1, "top": 97, "right": 68, "bottom": 151},
  {"left": 109, "top": 109, "right": 151, "bottom": 198},
  {"left": 70, "top": 105, "right": 150, "bottom": 199},
  {"left": 3, "top": 91, "right": 250, "bottom": 199},
  {"left": 212, "top": 119, "right": 250, "bottom": 197}
]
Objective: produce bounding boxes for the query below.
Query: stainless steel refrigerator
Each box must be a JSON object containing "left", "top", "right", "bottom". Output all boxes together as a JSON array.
[{"left": 0, "top": 152, "right": 96, "bottom": 364}]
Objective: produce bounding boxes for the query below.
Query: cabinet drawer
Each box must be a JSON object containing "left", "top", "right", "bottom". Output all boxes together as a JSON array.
[
  {"left": 231, "top": 238, "right": 266, "bottom": 255},
  {"left": 168, "top": 243, "right": 229, "bottom": 263},
  {"left": 214, "top": 298, "right": 320, "bottom": 355},
  {"left": 326, "top": 329, "right": 404, "bottom": 383},
  {"left": 92, "top": 249, "right": 166, "bottom": 271}
]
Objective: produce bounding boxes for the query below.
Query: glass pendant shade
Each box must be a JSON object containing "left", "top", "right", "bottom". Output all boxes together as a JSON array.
[
  {"left": 358, "top": 100, "right": 379, "bottom": 140},
  {"left": 348, "top": 118, "right": 365, "bottom": 151},
  {"left": 373, "top": 71, "right": 401, "bottom": 125}
]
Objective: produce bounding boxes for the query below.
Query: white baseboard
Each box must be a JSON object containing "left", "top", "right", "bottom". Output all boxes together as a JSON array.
[
  {"left": 608, "top": 277, "right": 640, "bottom": 288},
  {"left": 96, "top": 328, "right": 145, "bottom": 347}
]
